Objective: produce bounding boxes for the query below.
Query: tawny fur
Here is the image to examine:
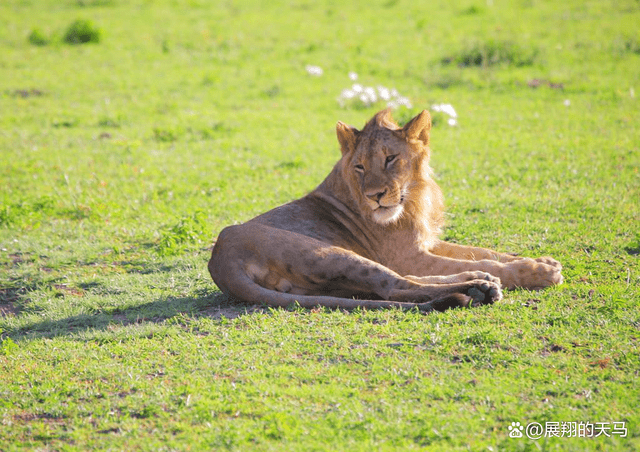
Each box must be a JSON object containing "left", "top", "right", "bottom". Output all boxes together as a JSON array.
[{"left": 208, "top": 109, "right": 563, "bottom": 312}]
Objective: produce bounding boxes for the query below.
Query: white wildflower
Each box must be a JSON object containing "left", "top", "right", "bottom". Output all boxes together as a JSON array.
[
  {"left": 395, "top": 96, "right": 412, "bottom": 108},
  {"left": 563, "top": 99, "right": 571, "bottom": 106},
  {"left": 432, "top": 103, "right": 457, "bottom": 118},
  {"left": 363, "top": 86, "right": 377, "bottom": 103},
  {"left": 432, "top": 103, "right": 458, "bottom": 126},
  {"left": 340, "top": 89, "right": 355, "bottom": 99},
  {"left": 377, "top": 86, "right": 391, "bottom": 101},
  {"left": 305, "top": 65, "right": 323, "bottom": 76},
  {"left": 337, "top": 77, "right": 411, "bottom": 109},
  {"left": 444, "top": 104, "right": 457, "bottom": 118}
]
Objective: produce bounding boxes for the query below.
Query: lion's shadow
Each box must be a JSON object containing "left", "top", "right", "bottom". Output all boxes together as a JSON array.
[{"left": 3, "top": 290, "right": 266, "bottom": 342}]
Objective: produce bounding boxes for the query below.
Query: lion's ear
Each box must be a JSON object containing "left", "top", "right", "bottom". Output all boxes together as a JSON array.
[
  {"left": 402, "top": 110, "right": 431, "bottom": 144},
  {"left": 336, "top": 121, "right": 358, "bottom": 156}
]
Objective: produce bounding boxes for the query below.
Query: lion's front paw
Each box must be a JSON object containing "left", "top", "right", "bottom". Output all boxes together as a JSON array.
[
  {"left": 465, "top": 279, "right": 503, "bottom": 305},
  {"left": 504, "top": 259, "right": 563, "bottom": 290},
  {"left": 534, "top": 256, "right": 562, "bottom": 271}
]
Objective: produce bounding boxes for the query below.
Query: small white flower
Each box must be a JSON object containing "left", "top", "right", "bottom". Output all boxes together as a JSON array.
[
  {"left": 432, "top": 103, "right": 457, "bottom": 118},
  {"left": 563, "top": 99, "right": 571, "bottom": 106},
  {"left": 305, "top": 65, "right": 323, "bottom": 76},
  {"left": 340, "top": 89, "right": 355, "bottom": 99},
  {"left": 443, "top": 104, "right": 457, "bottom": 118},
  {"left": 395, "top": 96, "right": 412, "bottom": 108},
  {"left": 363, "top": 86, "right": 377, "bottom": 102},
  {"left": 337, "top": 81, "right": 411, "bottom": 109},
  {"left": 377, "top": 86, "right": 391, "bottom": 101},
  {"left": 447, "top": 118, "right": 457, "bottom": 126}
]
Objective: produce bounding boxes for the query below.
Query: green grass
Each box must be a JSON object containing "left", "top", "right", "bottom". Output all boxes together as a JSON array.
[
  {"left": 1, "top": 0, "right": 639, "bottom": 449},
  {"left": 62, "top": 19, "right": 102, "bottom": 45}
]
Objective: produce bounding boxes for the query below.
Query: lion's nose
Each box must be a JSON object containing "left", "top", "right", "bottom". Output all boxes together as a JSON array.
[{"left": 366, "top": 188, "right": 387, "bottom": 203}]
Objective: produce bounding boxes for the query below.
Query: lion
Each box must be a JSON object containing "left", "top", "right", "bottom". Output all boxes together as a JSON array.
[{"left": 208, "top": 109, "right": 562, "bottom": 312}]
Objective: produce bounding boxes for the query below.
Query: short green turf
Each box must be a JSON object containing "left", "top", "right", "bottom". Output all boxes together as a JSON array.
[{"left": 1, "top": 0, "right": 639, "bottom": 450}]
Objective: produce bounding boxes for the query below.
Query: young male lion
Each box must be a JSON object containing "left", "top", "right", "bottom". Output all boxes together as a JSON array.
[{"left": 209, "top": 109, "right": 562, "bottom": 312}]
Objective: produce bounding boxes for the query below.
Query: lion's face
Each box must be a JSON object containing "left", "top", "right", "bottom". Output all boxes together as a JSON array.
[
  {"left": 350, "top": 135, "right": 416, "bottom": 224},
  {"left": 336, "top": 109, "right": 433, "bottom": 226}
]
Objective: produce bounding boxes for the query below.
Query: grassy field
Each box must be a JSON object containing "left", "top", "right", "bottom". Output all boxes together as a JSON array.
[{"left": 1, "top": 0, "right": 639, "bottom": 449}]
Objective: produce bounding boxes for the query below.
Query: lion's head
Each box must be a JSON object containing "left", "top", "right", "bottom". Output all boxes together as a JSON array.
[{"left": 335, "top": 109, "right": 444, "bottom": 236}]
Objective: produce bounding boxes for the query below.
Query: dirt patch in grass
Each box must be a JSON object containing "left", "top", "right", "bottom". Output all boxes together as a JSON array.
[
  {"left": 53, "top": 284, "right": 85, "bottom": 297},
  {"left": 1, "top": 288, "right": 24, "bottom": 317},
  {"left": 11, "top": 89, "right": 44, "bottom": 98},
  {"left": 0, "top": 301, "right": 20, "bottom": 317},
  {"left": 12, "top": 412, "right": 67, "bottom": 425},
  {"left": 199, "top": 304, "right": 267, "bottom": 320},
  {"left": 527, "top": 79, "right": 564, "bottom": 89}
]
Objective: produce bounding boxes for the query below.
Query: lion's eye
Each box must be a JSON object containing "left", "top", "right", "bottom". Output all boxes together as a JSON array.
[
  {"left": 384, "top": 154, "right": 398, "bottom": 167},
  {"left": 354, "top": 164, "right": 365, "bottom": 173}
]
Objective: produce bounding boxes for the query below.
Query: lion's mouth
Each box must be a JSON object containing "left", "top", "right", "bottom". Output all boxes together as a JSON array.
[
  {"left": 372, "top": 195, "right": 405, "bottom": 224},
  {"left": 368, "top": 187, "right": 407, "bottom": 221},
  {"left": 374, "top": 194, "right": 405, "bottom": 211}
]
